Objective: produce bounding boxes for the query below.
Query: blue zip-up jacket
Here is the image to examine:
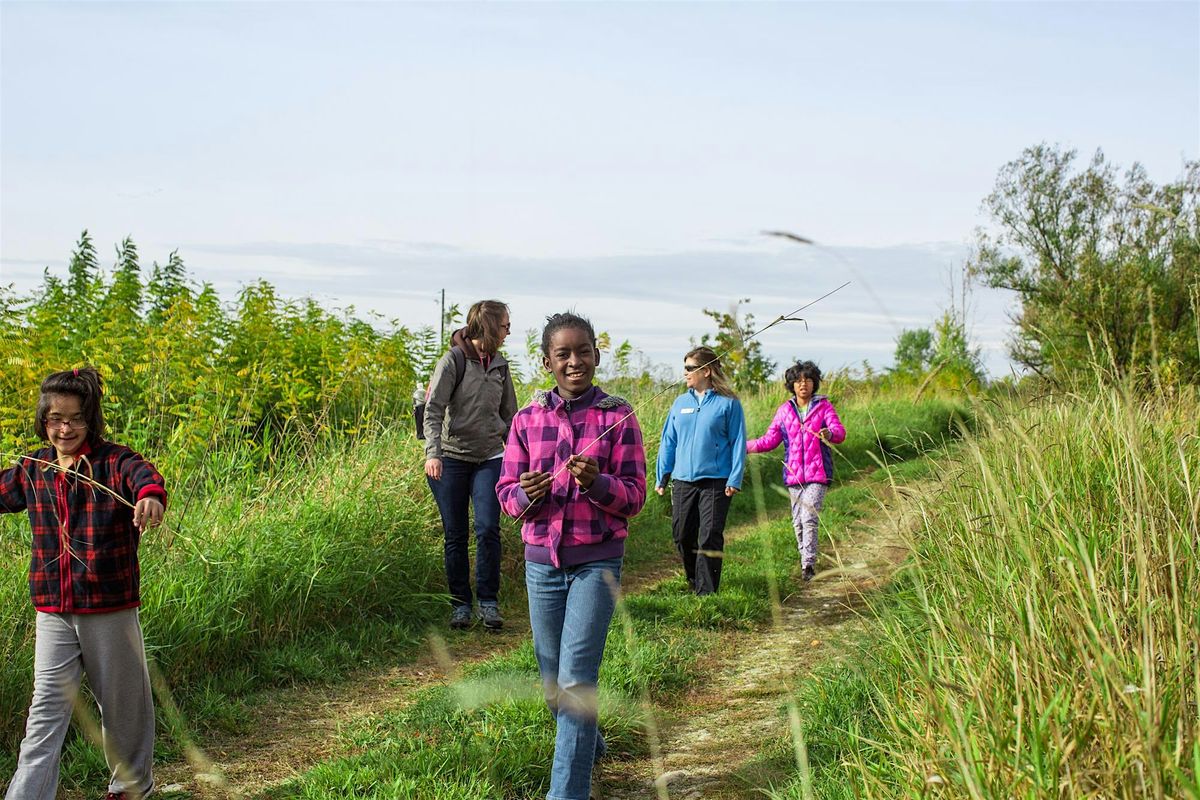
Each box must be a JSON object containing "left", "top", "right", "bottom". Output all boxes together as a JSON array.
[{"left": 655, "top": 389, "right": 747, "bottom": 490}]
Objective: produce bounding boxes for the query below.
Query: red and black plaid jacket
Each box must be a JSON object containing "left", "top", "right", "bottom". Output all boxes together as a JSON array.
[{"left": 0, "top": 439, "right": 167, "bottom": 613}]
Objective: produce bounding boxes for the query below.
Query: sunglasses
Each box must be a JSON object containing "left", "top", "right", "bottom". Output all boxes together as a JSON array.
[{"left": 683, "top": 364, "right": 705, "bottom": 373}]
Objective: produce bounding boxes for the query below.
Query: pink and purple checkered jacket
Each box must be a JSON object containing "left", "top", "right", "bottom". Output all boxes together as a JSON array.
[{"left": 497, "top": 386, "right": 646, "bottom": 568}]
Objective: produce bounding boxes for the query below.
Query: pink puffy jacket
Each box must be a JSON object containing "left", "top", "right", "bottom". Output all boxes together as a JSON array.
[{"left": 746, "top": 395, "right": 846, "bottom": 485}]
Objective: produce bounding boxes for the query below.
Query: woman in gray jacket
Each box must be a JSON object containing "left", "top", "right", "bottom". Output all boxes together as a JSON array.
[{"left": 424, "top": 299, "right": 518, "bottom": 630}]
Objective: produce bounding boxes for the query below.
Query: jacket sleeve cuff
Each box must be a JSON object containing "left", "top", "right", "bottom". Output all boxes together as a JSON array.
[
  {"left": 136, "top": 485, "right": 167, "bottom": 505},
  {"left": 514, "top": 485, "right": 542, "bottom": 511},
  {"left": 580, "top": 474, "right": 615, "bottom": 505}
]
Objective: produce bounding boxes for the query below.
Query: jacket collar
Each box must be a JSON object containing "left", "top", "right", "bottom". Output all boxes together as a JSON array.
[
  {"left": 531, "top": 386, "right": 631, "bottom": 411},
  {"left": 41, "top": 438, "right": 94, "bottom": 477},
  {"left": 534, "top": 385, "right": 599, "bottom": 411}
]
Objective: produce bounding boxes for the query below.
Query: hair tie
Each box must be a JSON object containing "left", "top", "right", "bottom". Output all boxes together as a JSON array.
[{"left": 73, "top": 368, "right": 79, "bottom": 377}]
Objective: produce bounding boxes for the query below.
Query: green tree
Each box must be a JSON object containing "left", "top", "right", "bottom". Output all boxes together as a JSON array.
[
  {"left": 892, "top": 328, "right": 934, "bottom": 374},
  {"left": 103, "top": 236, "right": 144, "bottom": 315},
  {"left": 971, "top": 144, "right": 1200, "bottom": 383},
  {"left": 65, "top": 229, "right": 101, "bottom": 341},
  {"left": 1, "top": 232, "right": 420, "bottom": 461},
  {"left": 696, "top": 299, "right": 776, "bottom": 389},
  {"left": 147, "top": 249, "right": 191, "bottom": 324},
  {"left": 929, "top": 307, "right": 984, "bottom": 387}
]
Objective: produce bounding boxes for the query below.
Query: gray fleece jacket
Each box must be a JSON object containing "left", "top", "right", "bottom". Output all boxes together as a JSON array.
[{"left": 422, "top": 332, "right": 519, "bottom": 463}]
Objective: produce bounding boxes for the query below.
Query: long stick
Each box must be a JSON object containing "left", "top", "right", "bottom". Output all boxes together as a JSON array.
[{"left": 512, "top": 281, "right": 851, "bottom": 523}]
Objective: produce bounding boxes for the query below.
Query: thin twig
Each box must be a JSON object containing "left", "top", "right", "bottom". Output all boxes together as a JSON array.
[{"left": 511, "top": 283, "right": 851, "bottom": 524}]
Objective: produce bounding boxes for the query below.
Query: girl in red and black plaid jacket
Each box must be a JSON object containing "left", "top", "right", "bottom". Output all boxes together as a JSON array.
[
  {"left": 1, "top": 368, "right": 166, "bottom": 800},
  {"left": 497, "top": 312, "right": 646, "bottom": 800}
]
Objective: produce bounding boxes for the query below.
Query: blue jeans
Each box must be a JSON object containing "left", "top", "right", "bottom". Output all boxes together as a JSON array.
[
  {"left": 526, "top": 557, "right": 623, "bottom": 800},
  {"left": 427, "top": 456, "right": 502, "bottom": 609}
]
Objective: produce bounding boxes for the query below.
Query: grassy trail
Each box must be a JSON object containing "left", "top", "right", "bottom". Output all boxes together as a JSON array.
[
  {"left": 98, "top": 514, "right": 765, "bottom": 799},
  {"left": 597, "top": 477, "right": 930, "bottom": 799},
  {"left": 113, "top": 460, "right": 940, "bottom": 800},
  {"left": 12, "top": 393, "right": 966, "bottom": 799}
]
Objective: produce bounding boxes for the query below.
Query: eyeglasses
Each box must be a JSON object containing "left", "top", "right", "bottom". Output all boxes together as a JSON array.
[
  {"left": 45, "top": 415, "right": 87, "bottom": 430},
  {"left": 683, "top": 364, "right": 704, "bottom": 373}
]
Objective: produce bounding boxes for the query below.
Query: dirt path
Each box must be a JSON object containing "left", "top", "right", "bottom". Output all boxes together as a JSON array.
[
  {"left": 115, "top": 541, "right": 700, "bottom": 799},
  {"left": 149, "top": 621, "right": 531, "bottom": 799},
  {"left": 596, "top": 483, "right": 924, "bottom": 800},
  {"left": 65, "top": 479, "right": 923, "bottom": 800}
]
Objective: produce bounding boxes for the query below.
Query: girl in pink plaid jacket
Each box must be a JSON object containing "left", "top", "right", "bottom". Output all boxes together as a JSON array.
[{"left": 497, "top": 312, "right": 646, "bottom": 800}]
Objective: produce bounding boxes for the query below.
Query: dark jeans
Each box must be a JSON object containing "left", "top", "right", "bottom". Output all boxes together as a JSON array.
[
  {"left": 670, "top": 478, "right": 732, "bottom": 595},
  {"left": 427, "top": 456, "right": 502, "bottom": 608}
]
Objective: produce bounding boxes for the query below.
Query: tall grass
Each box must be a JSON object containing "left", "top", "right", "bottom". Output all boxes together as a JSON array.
[
  {"left": 763, "top": 386, "right": 1199, "bottom": 799},
  {"left": 0, "top": 372, "right": 968, "bottom": 783},
  {"left": 0, "top": 425, "right": 447, "bottom": 756},
  {"left": 248, "top": 395, "right": 968, "bottom": 800}
]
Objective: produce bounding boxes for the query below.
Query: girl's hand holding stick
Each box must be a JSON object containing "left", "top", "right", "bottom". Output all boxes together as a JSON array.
[
  {"left": 520, "top": 470, "right": 552, "bottom": 502},
  {"left": 565, "top": 455, "right": 599, "bottom": 489}
]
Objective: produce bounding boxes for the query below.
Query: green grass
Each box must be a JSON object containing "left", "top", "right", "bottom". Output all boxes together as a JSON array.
[
  {"left": 263, "top": 399, "right": 963, "bottom": 799},
  {"left": 753, "top": 386, "right": 1199, "bottom": 800},
  {"left": 0, "top": 386, "right": 967, "bottom": 792}
]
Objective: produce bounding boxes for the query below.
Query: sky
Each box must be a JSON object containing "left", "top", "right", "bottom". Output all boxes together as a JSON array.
[{"left": 2, "top": 1, "right": 1197, "bottom": 380}]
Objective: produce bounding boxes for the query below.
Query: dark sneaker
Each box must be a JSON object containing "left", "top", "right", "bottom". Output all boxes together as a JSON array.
[
  {"left": 477, "top": 604, "right": 504, "bottom": 630},
  {"left": 802, "top": 564, "right": 815, "bottom": 582},
  {"left": 449, "top": 605, "right": 473, "bottom": 629}
]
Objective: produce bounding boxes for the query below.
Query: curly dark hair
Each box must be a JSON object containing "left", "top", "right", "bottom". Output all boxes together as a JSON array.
[
  {"left": 35, "top": 367, "right": 106, "bottom": 444},
  {"left": 783, "top": 360, "right": 821, "bottom": 395},
  {"left": 540, "top": 311, "right": 597, "bottom": 355}
]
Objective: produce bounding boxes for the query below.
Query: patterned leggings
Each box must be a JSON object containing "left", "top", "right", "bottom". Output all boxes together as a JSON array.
[{"left": 787, "top": 483, "right": 827, "bottom": 568}]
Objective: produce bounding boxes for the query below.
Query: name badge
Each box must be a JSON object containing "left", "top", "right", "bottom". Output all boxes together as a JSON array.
[{"left": 681, "top": 407, "right": 697, "bottom": 414}]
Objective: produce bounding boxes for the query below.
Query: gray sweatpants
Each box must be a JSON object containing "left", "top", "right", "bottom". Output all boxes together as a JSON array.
[
  {"left": 5, "top": 609, "right": 155, "bottom": 800},
  {"left": 788, "top": 483, "right": 827, "bottom": 569}
]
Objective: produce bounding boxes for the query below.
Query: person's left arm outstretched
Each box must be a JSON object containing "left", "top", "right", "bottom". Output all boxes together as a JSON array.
[{"left": 117, "top": 448, "right": 167, "bottom": 532}]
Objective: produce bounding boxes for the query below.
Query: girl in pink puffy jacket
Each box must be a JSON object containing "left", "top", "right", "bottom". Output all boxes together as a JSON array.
[{"left": 746, "top": 361, "right": 846, "bottom": 582}]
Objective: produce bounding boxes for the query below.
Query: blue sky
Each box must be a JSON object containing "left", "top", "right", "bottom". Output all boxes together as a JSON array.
[{"left": 2, "top": 1, "right": 1197, "bottom": 378}]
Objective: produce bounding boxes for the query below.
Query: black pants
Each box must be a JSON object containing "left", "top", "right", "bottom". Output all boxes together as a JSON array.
[{"left": 670, "top": 478, "right": 733, "bottom": 595}]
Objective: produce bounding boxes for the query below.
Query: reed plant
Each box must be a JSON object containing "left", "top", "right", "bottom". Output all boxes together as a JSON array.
[
  {"left": 762, "top": 385, "right": 1199, "bottom": 799},
  {"left": 0, "top": 367, "right": 966, "bottom": 786},
  {"left": 259, "top": 396, "right": 967, "bottom": 799},
  {"left": 0, "top": 425, "right": 446, "bottom": 757}
]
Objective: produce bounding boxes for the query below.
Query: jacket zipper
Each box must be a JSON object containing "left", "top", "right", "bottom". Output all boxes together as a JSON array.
[
  {"left": 55, "top": 470, "right": 73, "bottom": 612},
  {"left": 790, "top": 399, "right": 808, "bottom": 483}
]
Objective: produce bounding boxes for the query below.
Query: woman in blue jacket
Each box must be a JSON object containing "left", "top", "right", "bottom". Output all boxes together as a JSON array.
[{"left": 655, "top": 347, "right": 747, "bottom": 595}]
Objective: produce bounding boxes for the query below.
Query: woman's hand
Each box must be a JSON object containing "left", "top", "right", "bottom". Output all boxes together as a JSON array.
[
  {"left": 655, "top": 485, "right": 665, "bottom": 496},
  {"left": 133, "top": 497, "right": 164, "bottom": 531},
  {"left": 725, "top": 486, "right": 740, "bottom": 498},
  {"left": 520, "top": 470, "right": 552, "bottom": 501},
  {"left": 425, "top": 458, "right": 443, "bottom": 480},
  {"left": 566, "top": 455, "right": 600, "bottom": 489}
]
